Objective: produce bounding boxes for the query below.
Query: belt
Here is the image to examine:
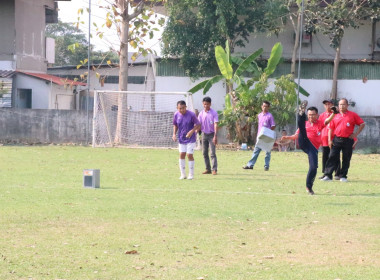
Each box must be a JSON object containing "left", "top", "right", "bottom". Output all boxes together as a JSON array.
[{"left": 336, "top": 136, "right": 349, "bottom": 140}]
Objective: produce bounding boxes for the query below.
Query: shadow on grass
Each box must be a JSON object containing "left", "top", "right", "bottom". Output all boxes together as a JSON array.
[
  {"left": 324, "top": 202, "right": 354, "bottom": 206},
  {"left": 83, "top": 186, "right": 121, "bottom": 190},
  {"left": 317, "top": 193, "right": 380, "bottom": 198},
  {"left": 209, "top": 177, "right": 268, "bottom": 182}
]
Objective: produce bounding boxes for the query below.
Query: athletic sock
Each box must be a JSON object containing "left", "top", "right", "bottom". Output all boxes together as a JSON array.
[
  {"left": 179, "top": 159, "right": 186, "bottom": 177},
  {"left": 188, "top": 160, "right": 194, "bottom": 177}
]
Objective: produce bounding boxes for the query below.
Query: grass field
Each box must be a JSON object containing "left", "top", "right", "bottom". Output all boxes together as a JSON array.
[{"left": 0, "top": 146, "right": 379, "bottom": 280}]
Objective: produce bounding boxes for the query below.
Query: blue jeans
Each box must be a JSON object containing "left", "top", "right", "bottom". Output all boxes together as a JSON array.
[
  {"left": 247, "top": 146, "right": 271, "bottom": 168},
  {"left": 298, "top": 113, "right": 318, "bottom": 189}
]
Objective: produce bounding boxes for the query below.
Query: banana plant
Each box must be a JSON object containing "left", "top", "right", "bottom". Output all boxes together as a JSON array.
[
  {"left": 189, "top": 41, "right": 309, "bottom": 143},
  {"left": 189, "top": 41, "right": 309, "bottom": 102},
  {"left": 189, "top": 40, "right": 264, "bottom": 106}
]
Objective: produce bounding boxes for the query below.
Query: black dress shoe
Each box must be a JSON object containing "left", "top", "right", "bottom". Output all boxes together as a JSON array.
[{"left": 306, "top": 187, "right": 315, "bottom": 195}]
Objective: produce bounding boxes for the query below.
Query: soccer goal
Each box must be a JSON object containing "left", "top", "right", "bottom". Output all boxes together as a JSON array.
[{"left": 92, "top": 91, "right": 194, "bottom": 148}]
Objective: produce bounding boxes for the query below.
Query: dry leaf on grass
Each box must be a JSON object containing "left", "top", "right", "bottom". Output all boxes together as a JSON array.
[
  {"left": 125, "top": 250, "right": 138, "bottom": 254},
  {"left": 263, "top": 255, "right": 275, "bottom": 259}
]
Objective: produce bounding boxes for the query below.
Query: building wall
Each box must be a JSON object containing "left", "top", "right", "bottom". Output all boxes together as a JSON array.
[
  {"left": 12, "top": 74, "right": 77, "bottom": 109},
  {"left": 14, "top": 0, "right": 55, "bottom": 72},
  {"left": 0, "top": 0, "right": 15, "bottom": 67},
  {"left": 13, "top": 74, "right": 50, "bottom": 108},
  {"left": 50, "top": 84, "right": 76, "bottom": 110},
  {"left": 235, "top": 20, "right": 378, "bottom": 60}
]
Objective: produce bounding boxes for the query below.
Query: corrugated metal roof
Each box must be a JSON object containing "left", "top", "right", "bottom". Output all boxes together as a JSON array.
[
  {"left": 157, "top": 59, "right": 380, "bottom": 80},
  {"left": 48, "top": 53, "right": 158, "bottom": 70},
  {"left": 0, "top": 70, "right": 15, "bottom": 78}
]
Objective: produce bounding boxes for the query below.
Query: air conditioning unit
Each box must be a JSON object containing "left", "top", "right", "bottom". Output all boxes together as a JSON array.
[
  {"left": 302, "top": 32, "right": 311, "bottom": 44},
  {"left": 294, "top": 31, "right": 311, "bottom": 45}
]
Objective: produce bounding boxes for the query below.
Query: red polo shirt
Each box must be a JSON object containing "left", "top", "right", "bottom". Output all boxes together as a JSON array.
[
  {"left": 296, "top": 119, "right": 325, "bottom": 150},
  {"left": 329, "top": 110, "right": 364, "bottom": 138},
  {"left": 319, "top": 111, "right": 335, "bottom": 146}
]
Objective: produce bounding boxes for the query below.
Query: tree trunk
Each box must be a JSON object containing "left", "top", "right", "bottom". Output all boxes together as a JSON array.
[
  {"left": 291, "top": 12, "right": 301, "bottom": 79},
  {"left": 115, "top": 1, "right": 129, "bottom": 144},
  {"left": 331, "top": 44, "right": 341, "bottom": 100},
  {"left": 226, "top": 83, "right": 243, "bottom": 143}
]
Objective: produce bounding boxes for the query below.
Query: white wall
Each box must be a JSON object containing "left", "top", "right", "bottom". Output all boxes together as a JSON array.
[
  {"left": 300, "top": 79, "right": 380, "bottom": 116},
  {"left": 156, "top": 76, "right": 380, "bottom": 117}
]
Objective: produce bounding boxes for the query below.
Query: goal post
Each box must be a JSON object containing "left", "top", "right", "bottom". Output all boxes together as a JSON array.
[{"left": 92, "top": 91, "right": 195, "bottom": 148}]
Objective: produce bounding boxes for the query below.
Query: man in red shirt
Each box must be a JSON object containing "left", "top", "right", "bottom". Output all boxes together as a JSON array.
[
  {"left": 321, "top": 98, "right": 365, "bottom": 182},
  {"left": 319, "top": 99, "right": 340, "bottom": 179},
  {"left": 281, "top": 101, "right": 335, "bottom": 195}
]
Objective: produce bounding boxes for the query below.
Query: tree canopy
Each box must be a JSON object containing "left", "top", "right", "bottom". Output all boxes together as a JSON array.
[
  {"left": 46, "top": 21, "right": 119, "bottom": 66},
  {"left": 304, "top": 0, "right": 379, "bottom": 98},
  {"left": 162, "top": 0, "right": 288, "bottom": 78}
]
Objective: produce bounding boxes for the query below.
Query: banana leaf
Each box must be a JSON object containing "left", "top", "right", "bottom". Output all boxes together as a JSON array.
[
  {"left": 265, "top": 42, "right": 283, "bottom": 76},
  {"left": 203, "top": 75, "right": 225, "bottom": 95},
  {"left": 235, "top": 48, "right": 263, "bottom": 76},
  {"left": 189, "top": 79, "right": 210, "bottom": 94},
  {"left": 215, "top": 46, "right": 233, "bottom": 80}
]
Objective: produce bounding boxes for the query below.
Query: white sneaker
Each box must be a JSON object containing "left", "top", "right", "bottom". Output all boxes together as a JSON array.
[
  {"left": 340, "top": 177, "right": 348, "bottom": 182},
  {"left": 179, "top": 175, "right": 187, "bottom": 180},
  {"left": 187, "top": 175, "right": 194, "bottom": 180},
  {"left": 320, "top": 176, "right": 332, "bottom": 181}
]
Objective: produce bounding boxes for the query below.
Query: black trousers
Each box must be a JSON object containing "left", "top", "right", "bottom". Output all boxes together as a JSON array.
[
  {"left": 324, "top": 137, "right": 354, "bottom": 179},
  {"left": 298, "top": 113, "right": 318, "bottom": 190},
  {"left": 321, "top": 146, "right": 341, "bottom": 176}
]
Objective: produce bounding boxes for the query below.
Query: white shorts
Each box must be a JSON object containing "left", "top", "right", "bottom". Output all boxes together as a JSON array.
[{"left": 179, "top": 142, "right": 196, "bottom": 154}]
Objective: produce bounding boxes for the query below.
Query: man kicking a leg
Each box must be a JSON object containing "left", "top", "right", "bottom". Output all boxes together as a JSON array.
[{"left": 281, "top": 101, "right": 336, "bottom": 194}]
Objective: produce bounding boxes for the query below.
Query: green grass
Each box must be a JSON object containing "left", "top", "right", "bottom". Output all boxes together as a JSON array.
[{"left": 0, "top": 146, "right": 379, "bottom": 279}]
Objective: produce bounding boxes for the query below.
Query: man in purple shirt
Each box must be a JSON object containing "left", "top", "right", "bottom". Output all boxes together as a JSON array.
[
  {"left": 198, "top": 97, "right": 219, "bottom": 175},
  {"left": 173, "top": 100, "right": 201, "bottom": 180},
  {"left": 243, "top": 101, "right": 276, "bottom": 171}
]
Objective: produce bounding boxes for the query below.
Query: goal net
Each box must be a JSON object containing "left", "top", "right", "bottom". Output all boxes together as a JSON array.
[{"left": 92, "top": 91, "right": 195, "bottom": 148}]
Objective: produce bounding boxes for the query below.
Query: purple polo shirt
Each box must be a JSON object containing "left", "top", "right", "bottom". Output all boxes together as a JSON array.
[
  {"left": 198, "top": 108, "right": 219, "bottom": 134},
  {"left": 173, "top": 110, "right": 200, "bottom": 144},
  {"left": 258, "top": 112, "right": 275, "bottom": 132}
]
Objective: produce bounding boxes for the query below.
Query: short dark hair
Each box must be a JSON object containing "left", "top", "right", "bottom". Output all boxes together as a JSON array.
[
  {"left": 307, "top": 106, "right": 318, "bottom": 113},
  {"left": 203, "top": 96, "right": 212, "bottom": 103},
  {"left": 339, "top": 98, "right": 349, "bottom": 105},
  {"left": 177, "top": 100, "right": 186, "bottom": 106},
  {"left": 263, "top": 100, "right": 271, "bottom": 106}
]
